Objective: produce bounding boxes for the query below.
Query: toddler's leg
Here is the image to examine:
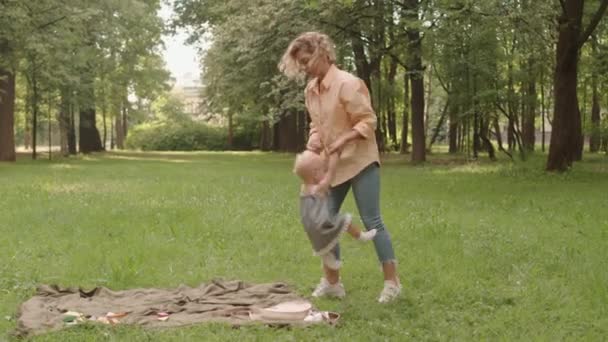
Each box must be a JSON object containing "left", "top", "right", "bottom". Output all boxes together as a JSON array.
[{"left": 346, "top": 223, "right": 376, "bottom": 242}]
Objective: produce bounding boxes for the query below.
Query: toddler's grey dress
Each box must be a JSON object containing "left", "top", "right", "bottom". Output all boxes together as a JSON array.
[{"left": 300, "top": 194, "right": 352, "bottom": 256}]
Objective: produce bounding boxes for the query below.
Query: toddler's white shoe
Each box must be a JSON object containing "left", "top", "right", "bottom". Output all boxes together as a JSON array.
[{"left": 311, "top": 278, "right": 346, "bottom": 299}]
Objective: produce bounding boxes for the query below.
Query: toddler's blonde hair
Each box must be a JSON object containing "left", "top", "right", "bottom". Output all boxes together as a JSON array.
[{"left": 293, "top": 150, "right": 325, "bottom": 181}]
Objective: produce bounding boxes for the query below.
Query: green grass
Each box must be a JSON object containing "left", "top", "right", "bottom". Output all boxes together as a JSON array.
[{"left": 1, "top": 150, "right": 607, "bottom": 341}]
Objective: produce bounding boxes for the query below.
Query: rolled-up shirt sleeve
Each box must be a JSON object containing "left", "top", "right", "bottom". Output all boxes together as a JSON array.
[{"left": 339, "top": 78, "right": 377, "bottom": 139}]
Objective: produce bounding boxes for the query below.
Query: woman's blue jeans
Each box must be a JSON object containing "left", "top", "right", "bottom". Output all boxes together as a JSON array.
[{"left": 327, "top": 163, "right": 396, "bottom": 265}]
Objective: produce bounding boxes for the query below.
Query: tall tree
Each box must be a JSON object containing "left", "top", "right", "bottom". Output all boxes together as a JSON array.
[
  {"left": 405, "top": 0, "right": 426, "bottom": 163},
  {"left": 0, "top": 1, "right": 26, "bottom": 162},
  {"left": 547, "top": 0, "right": 608, "bottom": 171},
  {"left": 0, "top": 65, "right": 16, "bottom": 161},
  {"left": 589, "top": 34, "right": 602, "bottom": 152}
]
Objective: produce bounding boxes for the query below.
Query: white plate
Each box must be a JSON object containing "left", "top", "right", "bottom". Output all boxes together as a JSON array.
[{"left": 258, "top": 301, "right": 312, "bottom": 321}]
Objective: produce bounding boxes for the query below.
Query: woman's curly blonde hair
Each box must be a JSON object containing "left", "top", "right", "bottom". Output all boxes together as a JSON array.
[{"left": 278, "top": 32, "right": 337, "bottom": 79}]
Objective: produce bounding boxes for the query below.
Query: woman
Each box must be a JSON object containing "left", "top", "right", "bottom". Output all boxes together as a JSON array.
[{"left": 279, "top": 32, "right": 401, "bottom": 303}]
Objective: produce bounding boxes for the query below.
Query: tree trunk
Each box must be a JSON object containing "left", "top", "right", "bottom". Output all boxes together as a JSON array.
[
  {"left": 260, "top": 120, "right": 272, "bottom": 151},
  {"left": 424, "top": 66, "right": 432, "bottom": 141},
  {"left": 116, "top": 98, "right": 128, "bottom": 149},
  {"left": 602, "top": 115, "right": 608, "bottom": 152},
  {"left": 48, "top": 98, "right": 52, "bottom": 160},
  {"left": 547, "top": 0, "right": 608, "bottom": 169},
  {"left": 274, "top": 113, "right": 290, "bottom": 152},
  {"left": 79, "top": 106, "right": 103, "bottom": 153},
  {"left": 465, "top": 117, "right": 470, "bottom": 159},
  {"left": 471, "top": 64, "right": 479, "bottom": 159},
  {"left": 30, "top": 60, "right": 39, "bottom": 160},
  {"left": 24, "top": 118, "right": 31, "bottom": 150},
  {"left": 350, "top": 0, "right": 372, "bottom": 92},
  {"left": 522, "top": 62, "right": 537, "bottom": 151},
  {"left": 0, "top": 67, "right": 16, "bottom": 161},
  {"left": 59, "top": 91, "right": 70, "bottom": 157},
  {"left": 458, "top": 122, "right": 464, "bottom": 152},
  {"left": 448, "top": 100, "right": 458, "bottom": 154},
  {"left": 589, "top": 87, "right": 600, "bottom": 152},
  {"left": 576, "top": 78, "right": 587, "bottom": 160},
  {"left": 387, "top": 28, "right": 398, "bottom": 150},
  {"left": 78, "top": 66, "right": 103, "bottom": 153},
  {"left": 603, "top": 91, "right": 608, "bottom": 152},
  {"left": 122, "top": 97, "right": 129, "bottom": 139},
  {"left": 115, "top": 114, "right": 124, "bottom": 149},
  {"left": 387, "top": 95, "right": 397, "bottom": 150},
  {"left": 590, "top": 36, "right": 601, "bottom": 152},
  {"left": 102, "top": 102, "right": 107, "bottom": 150},
  {"left": 410, "top": 70, "right": 425, "bottom": 163},
  {"left": 110, "top": 119, "right": 115, "bottom": 150},
  {"left": 400, "top": 70, "right": 410, "bottom": 154},
  {"left": 480, "top": 117, "right": 496, "bottom": 161},
  {"left": 428, "top": 100, "right": 449, "bottom": 150},
  {"left": 227, "top": 111, "right": 233, "bottom": 149},
  {"left": 272, "top": 119, "right": 280, "bottom": 152},
  {"left": 273, "top": 112, "right": 297, "bottom": 152},
  {"left": 372, "top": 70, "right": 385, "bottom": 152},
  {"left": 507, "top": 117, "right": 515, "bottom": 150},
  {"left": 480, "top": 115, "right": 491, "bottom": 152},
  {"left": 448, "top": 91, "right": 459, "bottom": 154},
  {"left": 493, "top": 117, "right": 505, "bottom": 151},
  {"left": 285, "top": 112, "right": 298, "bottom": 152},
  {"left": 507, "top": 60, "right": 516, "bottom": 151},
  {"left": 541, "top": 67, "right": 546, "bottom": 152},
  {"left": 547, "top": 1, "right": 584, "bottom": 171},
  {"left": 406, "top": 0, "right": 426, "bottom": 163},
  {"left": 68, "top": 103, "right": 77, "bottom": 154},
  {"left": 473, "top": 112, "right": 479, "bottom": 159}
]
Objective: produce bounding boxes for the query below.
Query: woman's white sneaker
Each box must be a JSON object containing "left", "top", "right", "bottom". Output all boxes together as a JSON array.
[{"left": 378, "top": 280, "right": 401, "bottom": 303}]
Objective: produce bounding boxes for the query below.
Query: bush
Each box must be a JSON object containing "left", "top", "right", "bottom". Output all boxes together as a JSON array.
[
  {"left": 126, "top": 121, "right": 228, "bottom": 151},
  {"left": 231, "top": 124, "right": 260, "bottom": 150}
]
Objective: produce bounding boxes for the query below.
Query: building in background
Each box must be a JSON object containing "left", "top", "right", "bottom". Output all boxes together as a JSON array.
[{"left": 170, "top": 72, "right": 206, "bottom": 119}]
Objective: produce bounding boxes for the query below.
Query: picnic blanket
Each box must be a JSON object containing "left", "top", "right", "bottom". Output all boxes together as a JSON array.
[{"left": 15, "top": 279, "right": 337, "bottom": 337}]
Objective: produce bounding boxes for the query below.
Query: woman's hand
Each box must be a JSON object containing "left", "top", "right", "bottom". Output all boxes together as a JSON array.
[
  {"left": 312, "top": 178, "right": 331, "bottom": 195},
  {"left": 327, "top": 135, "right": 347, "bottom": 155},
  {"left": 328, "top": 129, "right": 362, "bottom": 154}
]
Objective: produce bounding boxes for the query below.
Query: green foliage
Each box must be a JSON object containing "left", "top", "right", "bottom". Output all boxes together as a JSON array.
[
  {"left": 150, "top": 93, "right": 192, "bottom": 124},
  {"left": 172, "top": 0, "right": 608, "bottom": 160},
  {"left": 126, "top": 118, "right": 259, "bottom": 151},
  {"left": 1, "top": 0, "right": 170, "bottom": 151},
  {"left": 125, "top": 121, "right": 227, "bottom": 151},
  {"left": 174, "top": 0, "right": 317, "bottom": 127}
]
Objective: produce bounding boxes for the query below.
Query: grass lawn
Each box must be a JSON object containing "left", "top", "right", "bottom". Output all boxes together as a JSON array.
[{"left": 1, "top": 150, "right": 607, "bottom": 341}]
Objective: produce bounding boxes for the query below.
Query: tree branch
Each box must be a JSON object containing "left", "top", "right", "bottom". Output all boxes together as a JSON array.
[
  {"left": 37, "top": 15, "right": 67, "bottom": 31},
  {"left": 495, "top": 102, "right": 526, "bottom": 159},
  {"left": 578, "top": 0, "right": 608, "bottom": 49},
  {"left": 427, "top": 99, "right": 449, "bottom": 149},
  {"left": 318, "top": 18, "right": 409, "bottom": 69},
  {"left": 432, "top": 63, "right": 450, "bottom": 94}
]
